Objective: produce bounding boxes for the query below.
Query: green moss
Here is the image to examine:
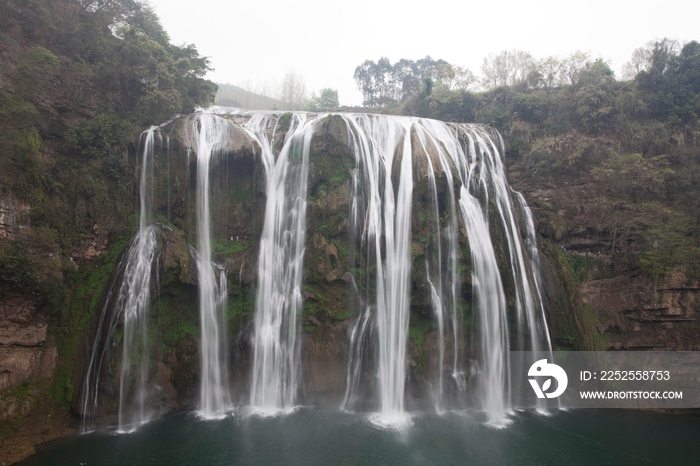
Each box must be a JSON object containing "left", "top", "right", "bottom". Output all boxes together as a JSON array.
[
  {"left": 408, "top": 317, "right": 432, "bottom": 354},
  {"left": 300, "top": 283, "right": 351, "bottom": 321},
  {"left": 315, "top": 211, "right": 346, "bottom": 235},
  {"left": 417, "top": 233, "right": 430, "bottom": 243},
  {"left": 302, "top": 300, "right": 320, "bottom": 318},
  {"left": 331, "top": 239, "right": 349, "bottom": 262},
  {"left": 278, "top": 112, "right": 293, "bottom": 133},
  {"left": 327, "top": 162, "right": 353, "bottom": 186},
  {"left": 11, "top": 127, "right": 42, "bottom": 156},
  {"left": 211, "top": 238, "right": 250, "bottom": 259},
  {"left": 581, "top": 303, "right": 607, "bottom": 351},
  {"left": 408, "top": 316, "right": 433, "bottom": 374},
  {"left": 302, "top": 284, "right": 326, "bottom": 319},
  {"left": 227, "top": 286, "right": 254, "bottom": 323},
  {"left": 557, "top": 249, "right": 579, "bottom": 309},
  {"left": 114, "top": 326, "right": 124, "bottom": 343},
  {"left": 326, "top": 308, "right": 353, "bottom": 321},
  {"left": 559, "top": 251, "right": 598, "bottom": 284}
]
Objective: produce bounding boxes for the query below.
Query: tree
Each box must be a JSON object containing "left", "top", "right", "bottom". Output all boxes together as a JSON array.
[
  {"left": 278, "top": 69, "right": 307, "bottom": 110},
  {"left": 79, "top": 0, "right": 216, "bottom": 123},
  {"left": 636, "top": 39, "right": 700, "bottom": 124},
  {"left": 537, "top": 56, "right": 563, "bottom": 93},
  {"left": 353, "top": 56, "right": 451, "bottom": 107},
  {"left": 573, "top": 59, "right": 617, "bottom": 133},
  {"left": 354, "top": 59, "right": 382, "bottom": 107},
  {"left": 308, "top": 88, "right": 339, "bottom": 111},
  {"left": 622, "top": 47, "right": 651, "bottom": 80},
  {"left": 559, "top": 50, "right": 590, "bottom": 87},
  {"left": 481, "top": 50, "right": 535, "bottom": 89},
  {"left": 431, "top": 64, "right": 476, "bottom": 92}
]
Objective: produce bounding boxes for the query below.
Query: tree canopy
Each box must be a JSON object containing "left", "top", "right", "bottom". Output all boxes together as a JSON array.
[{"left": 353, "top": 56, "right": 452, "bottom": 107}]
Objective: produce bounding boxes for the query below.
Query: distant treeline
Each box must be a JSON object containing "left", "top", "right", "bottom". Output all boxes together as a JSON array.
[
  {"left": 356, "top": 39, "right": 700, "bottom": 136},
  {"left": 215, "top": 76, "right": 340, "bottom": 112},
  {"left": 215, "top": 83, "right": 280, "bottom": 110}
]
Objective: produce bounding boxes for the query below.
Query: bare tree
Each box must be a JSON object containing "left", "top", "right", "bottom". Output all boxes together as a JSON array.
[
  {"left": 537, "top": 56, "right": 563, "bottom": 93},
  {"left": 432, "top": 64, "right": 477, "bottom": 92},
  {"left": 481, "top": 50, "right": 535, "bottom": 89},
  {"left": 622, "top": 39, "right": 680, "bottom": 80},
  {"left": 559, "top": 51, "right": 590, "bottom": 87},
  {"left": 278, "top": 69, "right": 307, "bottom": 110},
  {"left": 622, "top": 47, "right": 651, "bottom": 80}
]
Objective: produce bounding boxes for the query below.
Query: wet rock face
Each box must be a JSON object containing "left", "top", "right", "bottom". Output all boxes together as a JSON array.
[
  {"left": 300, "top": 322, "right": 349, "bottom": 403},
  {"left": 0, "top": 197, "right": 30, "bottom": 239},
  {"left": 0, "top": 297, "right": 57, "bottom": 391},
  {"left": 580, "top": 272, "right": 700, "bottom": 350},
  {"left": 511, "top": 157, "right": 700, "bottom": 352}
]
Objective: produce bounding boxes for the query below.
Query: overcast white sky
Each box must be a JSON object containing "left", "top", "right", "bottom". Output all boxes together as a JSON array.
[{"left": 147, "top": 0, "right": 699, "bottom": 107}]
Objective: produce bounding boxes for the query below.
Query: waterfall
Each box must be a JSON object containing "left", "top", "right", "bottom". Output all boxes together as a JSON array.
[
  {"left": 188, "top": 113, "right": 232, "bottom": 418},
  {"left": 245, "top": 113, "right": 313, "bottom": 413},
  {"left": 79, "top": 108, "right": 553, "bottom": 431},
  {"left": 80, "top": 128, "right": 161, "bottom": 433},
  {"left": 339, "top": 115, "right": 552, "bottom": 426}
]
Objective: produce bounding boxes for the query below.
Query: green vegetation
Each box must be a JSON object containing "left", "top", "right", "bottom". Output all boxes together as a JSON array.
[
  {"left": 558, "top": 251, "right": 603, "bottom": 285},
  {"left": 408, "top": 317, "right": 433, "bottom": 354},
  {"left": 0, "top": 0, "right": 217, "bottom": 244},
  {"left": 0, "top": 243, "right": 38, "bottom": 288},
  {"left": 50, "top": 235, "right": 130, "bottom": 409},
  {"left": 154, "top": 286, "right": 199, "bottom": 353},
  {"left": 211, "top": 238, "right": 250, "bottom": 258},
  {"left": 227, "top": 285, "right": 254, "bottom": 323},
  {"left": 307, "top": 89, "right": 340, "bottom": 111},
  {"left": 580, "top": 303, "right": 608, "bottom": 351},
  {"left": 408, "top": 316, "right": 433, "bottom": 373},
  {"left": 302, "top": 283, "right": 353, "bottom": 322}
]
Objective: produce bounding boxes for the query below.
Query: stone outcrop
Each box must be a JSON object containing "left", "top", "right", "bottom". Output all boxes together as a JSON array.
[
  {"left": 0, "top": 197, "right": 29, "bottom": 240},
  {"left": 0, "top": 297, "right": 57, "bottom": 391},
  {"left": 581, "top": 272, "right": 700, "bottom": 350}
]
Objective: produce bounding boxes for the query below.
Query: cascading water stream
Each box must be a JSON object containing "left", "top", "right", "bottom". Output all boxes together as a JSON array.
[
  {"left": 80, "top": 127, "right": 161, "bottom": 433},
  {"left": 188, "top": 113, "right": 232, "bottom": 418},
  {"left": 340, "top": 115, "right": 414, "bottom": 427},
  {"left": 115, "top": 226, "right": 159, "bottom": 433},
  {"left": 414, "top": 123, "right": 462, "bottom": 409},
  {"left": 245, "top": 113, "right": 313, "bottom": 413}
]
